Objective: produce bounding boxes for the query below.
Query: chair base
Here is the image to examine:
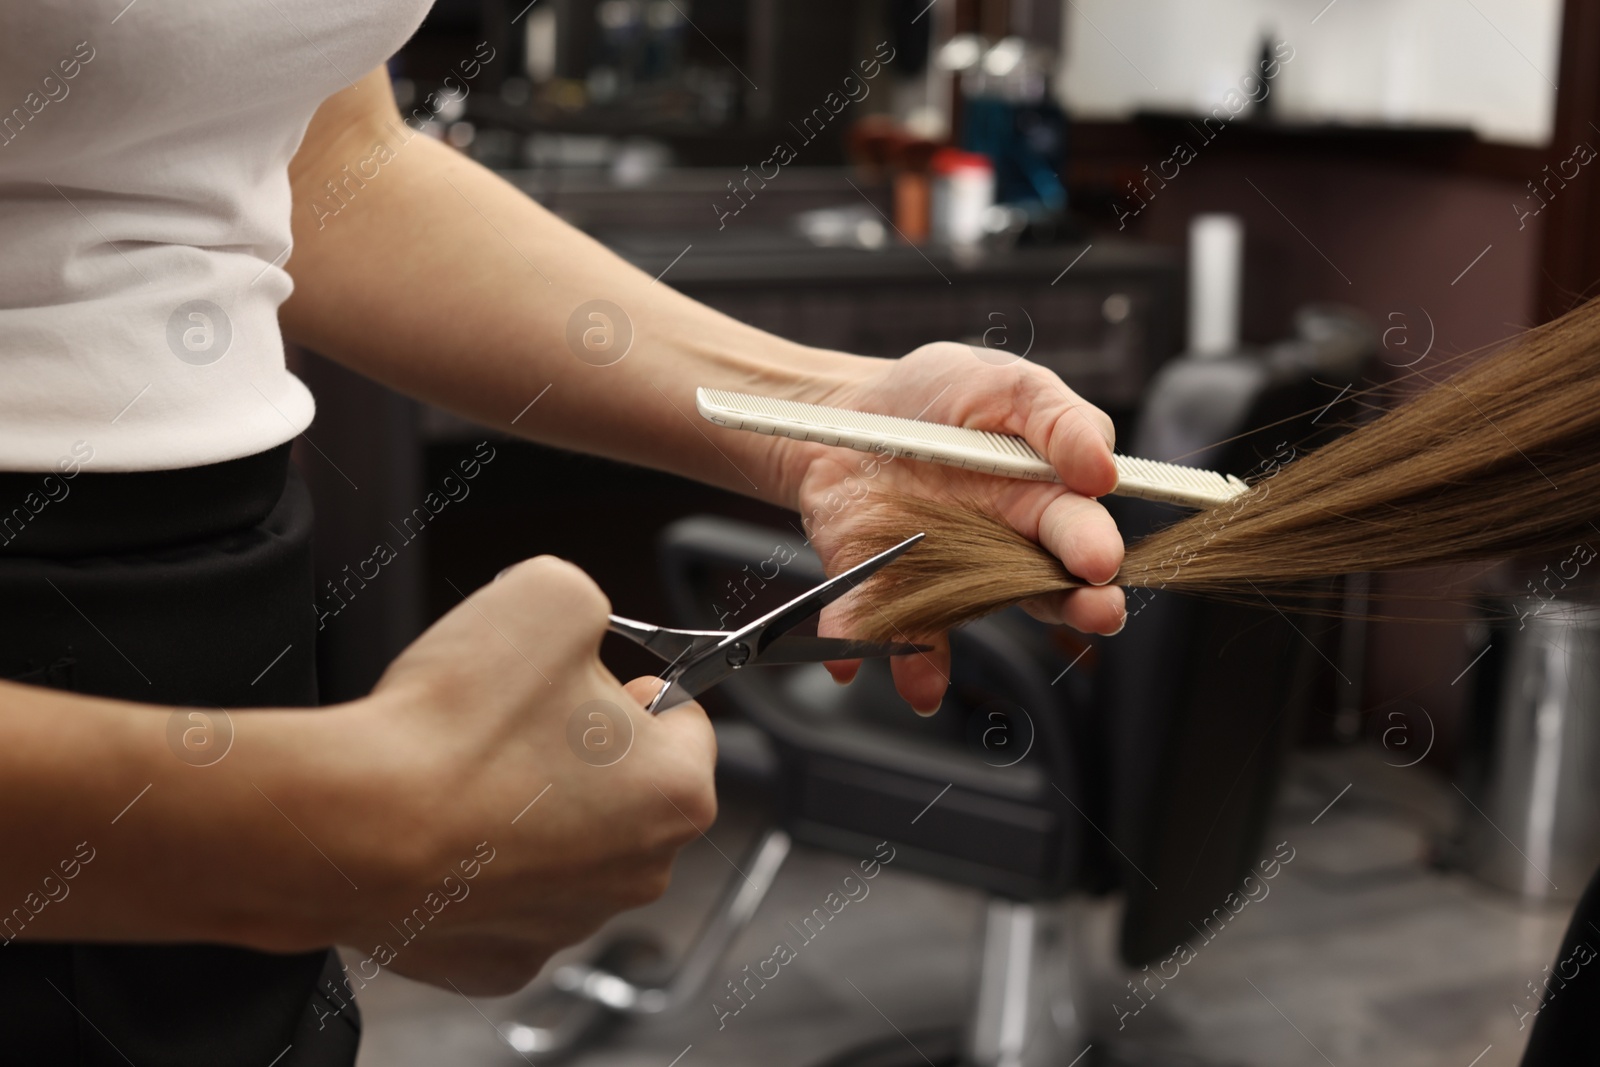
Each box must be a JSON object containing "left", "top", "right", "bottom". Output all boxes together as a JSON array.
[
  {"left": 503, "top": 831, "right": 1228, "bottom": 1067},
  {"left": 812, "top": 1027, "right": 966, "bottom": 1067},
  {"left": 812, "top": 1031, "right": 1235, "bottom": 1067}
]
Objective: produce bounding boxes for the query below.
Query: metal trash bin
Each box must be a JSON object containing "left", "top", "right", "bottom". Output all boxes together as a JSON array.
[{"left": 1455, "top": 580, "right": 1600, "bottom": 902}]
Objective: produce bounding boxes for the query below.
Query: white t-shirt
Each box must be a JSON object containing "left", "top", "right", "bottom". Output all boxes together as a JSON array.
[{"left": 0, "top": 1, "right": 432, "bottom": 472}]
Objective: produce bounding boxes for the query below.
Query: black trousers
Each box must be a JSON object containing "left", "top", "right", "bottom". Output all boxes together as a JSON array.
[{"left": 0, "top": 444, "right": 359, "bottom": 1066}]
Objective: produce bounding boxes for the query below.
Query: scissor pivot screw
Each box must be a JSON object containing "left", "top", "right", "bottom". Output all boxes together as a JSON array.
[{"left": 726, "top": 642, "right": 751, "bottom": 668}]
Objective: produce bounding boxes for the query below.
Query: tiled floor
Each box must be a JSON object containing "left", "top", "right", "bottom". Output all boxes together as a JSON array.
[{"left": 351, "top": 748, "right": 1578, "bottom": 1066}]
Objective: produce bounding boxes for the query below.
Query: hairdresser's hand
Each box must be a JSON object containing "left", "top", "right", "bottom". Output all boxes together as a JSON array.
[
  {"left": 332, "top": 556, "right": 717, "bottom": 994},
  {"left": 793, "top": 343, "right": 1125, "bottom": 713}
]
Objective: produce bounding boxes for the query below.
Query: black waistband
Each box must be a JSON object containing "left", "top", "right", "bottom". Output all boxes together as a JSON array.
[{"left": 0, "top": 443, "right": 293, "bottom": 557}]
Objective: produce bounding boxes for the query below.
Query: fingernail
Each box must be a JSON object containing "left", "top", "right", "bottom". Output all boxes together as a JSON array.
[
  {"left": 913, "top": 698, "right": 943, "bottom": 717},
  {"left": 1109, "top": 612, "right": 1128, "bottom": 636}
]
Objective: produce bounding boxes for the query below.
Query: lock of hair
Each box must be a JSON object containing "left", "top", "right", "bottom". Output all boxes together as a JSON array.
[{"left": 830, "top": 295, "right": 1600, "bottom": 643}]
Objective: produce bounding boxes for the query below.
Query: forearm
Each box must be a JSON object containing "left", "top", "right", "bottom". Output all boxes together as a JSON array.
[
  {"left": 281, "top": 70, "right": 864, "bottom": 510},
  {"left": 0, "top": 555, "right": 722, "bottom": 994},
  {"left": 0, "top": 680, "right": 385, "bottom": 951}
]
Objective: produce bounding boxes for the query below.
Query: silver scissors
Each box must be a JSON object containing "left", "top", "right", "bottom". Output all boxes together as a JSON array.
[{"left": 607, "top": 532, "right": 929, "bottom": 712}]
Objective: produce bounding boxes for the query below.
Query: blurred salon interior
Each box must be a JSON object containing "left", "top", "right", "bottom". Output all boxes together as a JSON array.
[{"left": 286, "top": 0, "right": 1593, "bottom": 1064}]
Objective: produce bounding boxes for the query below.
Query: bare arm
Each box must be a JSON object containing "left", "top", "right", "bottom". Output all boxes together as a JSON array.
[
  {"left": 281, "top": 67, "right": 847, "bottom": 508},
  {"left": 0, "top": 679, "right": 360, "bottom": 950},
  {"left": 281, "top": 67, "right": 1127, "bottom": 712},
  {"left": 0, "top": 558, "right": 717, "bottom": 994}
]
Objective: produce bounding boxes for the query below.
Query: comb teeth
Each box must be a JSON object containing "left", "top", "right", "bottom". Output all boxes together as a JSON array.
[
  {"left": 696, "top": 388, "right": 1248, "bottom": 510},
  {"left": 1112, "top": 454, "right": 1248, "bottom": 509}
]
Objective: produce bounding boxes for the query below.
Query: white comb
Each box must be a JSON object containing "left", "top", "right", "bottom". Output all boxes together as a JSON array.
[{"left": 696, "top": 387, "right": 1248, "bottom": 509}]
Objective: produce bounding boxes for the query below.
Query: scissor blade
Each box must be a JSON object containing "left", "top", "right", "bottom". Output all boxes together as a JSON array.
[
  {"left": 607, "top": 615, "right": 724, "bottom": 665},
  {"left": 640, "top": 532, "right": 926, "bottom": 714},
  {"left": 736, "top": 532, "right": 926, "bottom": 658},
  {"left": 647, "top": 678, "right": 699, "bottom": 713},
  {"left": 649, "top": 632, "right": 930, "bottom": 713},
  {"left": 755, "top": 634, "right": 930, "bottom": 664}
]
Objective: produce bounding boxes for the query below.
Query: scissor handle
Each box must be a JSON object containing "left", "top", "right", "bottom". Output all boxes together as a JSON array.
[{"left": 647, "top": 533, "right": 926, "bottom": 711}]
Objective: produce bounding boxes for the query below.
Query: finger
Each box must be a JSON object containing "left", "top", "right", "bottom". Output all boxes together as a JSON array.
[
  {"left": 624, "top": 681, "right": 720, "bottom": 825},
  {"left": 621, "top": 675, "right": 713, "bottom": 756},
  {"left": 621, "top": 675, "right": 669, "bottom": 706},
  {"left": 816, "top": 598, "right": 862, "bottom": 684},
  {"left": 889, "top": 634, "right": 951, "bottom": 715},
  {"left": 486, "top": 555, "right": 612, "bottom": 656},
  {"left": 1059, "top": 585, "right": 1126, "bottom": 636},
  {"left": 1036, "top": 493, "right": 1124, "bottom": 586},
  {"left": 1021, "top": 366, "right": 1117, "bottom": 452},
  {"left": 1019, "top": 592, "right": 1073, "bottom": 627},
  {"left": 1016, "top": 372, "right": 1118, "bottom": 497},
  {"left": 384, "top": 555, "right": 611, "bottom": 697},
  {"left": 824, "top": 658, "right": 861, "bottom": 685},
  {"left": 1020, "top": 584, "right": 1126, "bottom": 634}
]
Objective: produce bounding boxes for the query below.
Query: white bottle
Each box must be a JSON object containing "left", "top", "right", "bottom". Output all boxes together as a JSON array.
[{"left": 930, "top": 148, "right": 996, "bottom": 247}]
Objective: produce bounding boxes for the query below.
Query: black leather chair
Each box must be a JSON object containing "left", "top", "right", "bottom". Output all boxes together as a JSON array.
[{"left": 1107, "top": 304, "right": 1374, "bottom": 968}]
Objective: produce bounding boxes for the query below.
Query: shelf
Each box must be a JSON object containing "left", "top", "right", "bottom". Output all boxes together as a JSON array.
[{"left": 1069, "top": 115, "right": 1545, "bottom": 182}]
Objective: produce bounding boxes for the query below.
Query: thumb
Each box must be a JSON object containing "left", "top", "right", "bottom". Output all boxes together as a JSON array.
[
  {"left": 621, "top": 675, "right": 671, "bottom": 707},
  {"left": 622, "top": 676, "right": 717, "bottom": 782}
]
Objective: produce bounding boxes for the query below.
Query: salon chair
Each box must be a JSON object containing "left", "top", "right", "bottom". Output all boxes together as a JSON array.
[
  {"left": 507, "top": 306, "right": 1376, "bottom": 1065},
  {"left": 1103, "top": 305, "right": 1376, "bottom": 968},
  {"left": 514, "top": 528, "right": 1101, "bottom": 1067}
]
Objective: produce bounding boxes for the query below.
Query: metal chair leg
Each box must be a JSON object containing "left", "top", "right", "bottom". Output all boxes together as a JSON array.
[
  {"left": 965, "top": 899, "right": 1087, "bottom": 1067},
  {"left": 502, "top": 828, "right": 792, "bottom": 1058}
]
